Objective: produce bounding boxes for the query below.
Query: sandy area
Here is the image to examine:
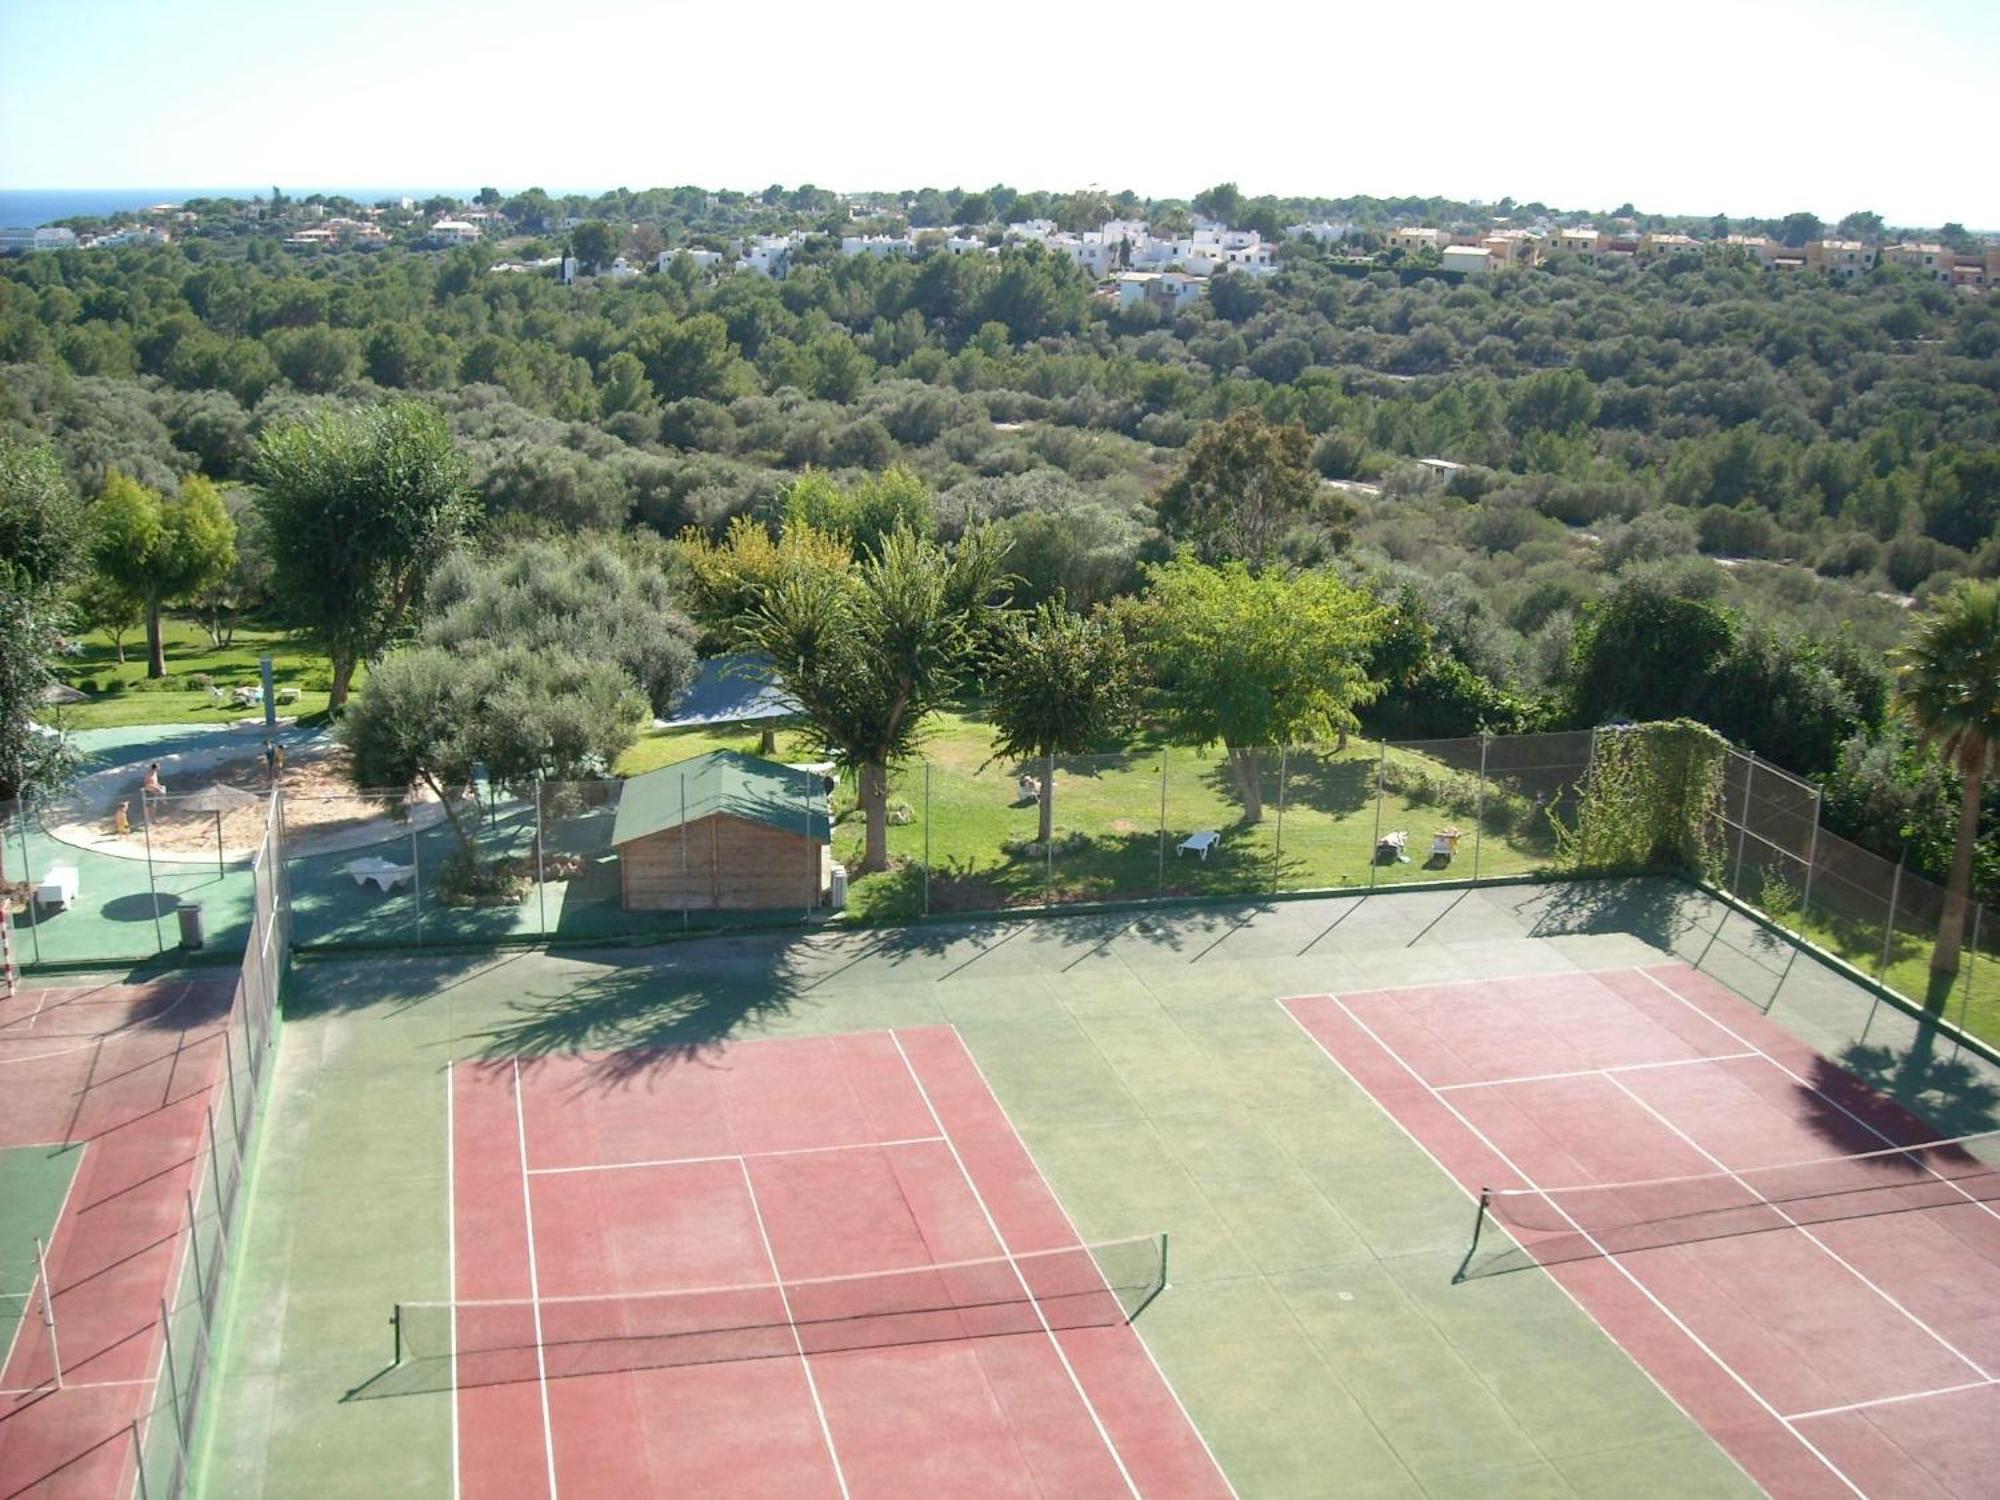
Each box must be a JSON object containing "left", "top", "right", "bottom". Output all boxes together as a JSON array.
[{"left": 119, "top": 747, "right": 434, "bottom": 856}]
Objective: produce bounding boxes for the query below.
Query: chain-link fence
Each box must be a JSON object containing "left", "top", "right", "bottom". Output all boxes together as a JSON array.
[
  {"left": 123, "top": 790, "right": 288, "bottom": 1499},
  {"left": 9, "top": 731, "right": 1997, "bottom": 1056}
]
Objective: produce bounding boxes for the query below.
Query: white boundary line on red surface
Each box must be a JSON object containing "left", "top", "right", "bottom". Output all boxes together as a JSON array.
[
  {"left": 912, "top": 1028, "right": 1243, "bottom": 1500},
  {"left": 524, "top": 1136, "right": 947, "bottom": 1176},
  {"left": 445, "top": 1064, "right": 460, "bottom": 1500},
  {"left": 1632, "top": 967, "right": 2000, "bottom": 1232},
  {"left": 1786, "top": 1376, "right": 2000, "bottom": 1422},
  {"left": 0, "top": 981, "right": 201, "bottom": 1065},
  {"left": 1600, "top": 1070, "right": 1994, "bottom": 1383},
  {"left": 735, "top": 1158, "right": 853, "bottom": 1500},
  {"left": 889, "top": 1031, "right": 1145, "bottom": 1500},
  {"left": 1277, "top": 991, "right": 1864, "bottom": 1500},
  {"left": 510, "top": 1060, "right": 559, "bottom": 1500},
  {"left": 1433, "top": 1051, "right": 1761, "bottom": 1092},
  {"left": 0, "top": 1141, "right": 85, "bottom": 1394}
]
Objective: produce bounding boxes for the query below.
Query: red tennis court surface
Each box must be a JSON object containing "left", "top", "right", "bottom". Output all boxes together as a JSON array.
[
  {"left": 448, "top": 1026, "right": 1232, "bottom": 1498},
  {"left": 1286, "top": 962, "right": 2000, "bottom": 1500},
  {"left": 0, "top": 975, "right": 233, "bottom": 1499}
]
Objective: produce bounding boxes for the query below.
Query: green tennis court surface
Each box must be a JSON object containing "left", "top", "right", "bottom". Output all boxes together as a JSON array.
[
  {"left": 0, "top": 1146, "right": 79, "bottom": 1373},
  {"left": 196, "top": 877, "right": 2000, "bottom": 1497}
]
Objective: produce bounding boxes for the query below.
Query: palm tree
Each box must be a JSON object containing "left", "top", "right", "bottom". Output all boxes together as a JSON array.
[{"left": 1892, "top": 580, "right": 2000, "bottom": 984}]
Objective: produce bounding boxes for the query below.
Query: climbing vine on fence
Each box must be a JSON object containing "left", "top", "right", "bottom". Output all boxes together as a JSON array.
[{"left": 1553, "top": 719, "right": 1728, "bottom": 880}]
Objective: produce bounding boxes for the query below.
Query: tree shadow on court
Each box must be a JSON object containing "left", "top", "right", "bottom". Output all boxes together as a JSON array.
[
  {"left": 1808, "top": 1032, "right": 2000, "bottom": 1143},
  {"left": 1514, "top": 874, "right": 1711, "bottom": 954}
]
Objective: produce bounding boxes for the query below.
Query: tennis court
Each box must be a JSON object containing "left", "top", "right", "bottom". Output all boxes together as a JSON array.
[
  {"left": 1286, "top": 963, "right": 2000, "bottom": 1498},
  {"left": 0, "top": 974, "right": 235, "bottom": 1498},
  {"left": 421, "top": 1028, "right": 1229, "bottom": 1498}
]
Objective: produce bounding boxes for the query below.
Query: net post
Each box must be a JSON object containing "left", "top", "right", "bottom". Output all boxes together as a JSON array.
[
  {"left": 15, "top": 809, "right": 42, "bottom": 964},
  {"left": 131, "top": 1419, "right": 151, "bottom": 1500},
  {"left": 392, "top": 1303, "right": 403, "bottom": 1366},
  {"left": 1454, "top": 1189, "right": 1492, "bottom": 1284},
  {"left": 35, "top": 1235, "right": 60, "bottom": 1387}
]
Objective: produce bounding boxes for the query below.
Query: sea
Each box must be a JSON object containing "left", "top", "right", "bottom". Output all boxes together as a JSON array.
[{"left": 0, "top": 188, "right": 475, "bottom": 227}]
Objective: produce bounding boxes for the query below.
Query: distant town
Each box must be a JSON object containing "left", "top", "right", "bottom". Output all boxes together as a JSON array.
[{"left": 3, "top": 188, "right": 1995, "bottom": 297}]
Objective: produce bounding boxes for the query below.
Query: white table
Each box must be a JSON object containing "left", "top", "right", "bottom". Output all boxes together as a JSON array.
[
  {"left": 343, "top": 857, "right": 415, "bottom": 892},
  {"left": 36, "top": 862, "right": 80, "bottom": 910}
]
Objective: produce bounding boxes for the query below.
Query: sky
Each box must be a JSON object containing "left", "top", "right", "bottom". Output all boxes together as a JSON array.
[{"left": 3, "top": 0, "right": 1996, "bottom": 228}]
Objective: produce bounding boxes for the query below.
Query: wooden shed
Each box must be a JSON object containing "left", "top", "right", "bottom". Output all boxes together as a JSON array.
[{"left": 612, "top": 751, "right": 832, "bottom": 912}]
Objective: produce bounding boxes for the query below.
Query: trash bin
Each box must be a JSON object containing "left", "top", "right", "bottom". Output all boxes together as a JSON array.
[
  {"left": 829, "top": 864, "right": 849, "bottom": 912},
  {"left": 177, "top": 900, "right": 205, "bottom": 950}
]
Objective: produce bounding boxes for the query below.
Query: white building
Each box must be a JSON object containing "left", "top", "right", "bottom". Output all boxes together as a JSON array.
[
  {"left": 658, "top": 247, "right": 724, "bottom": 273},
  {"left": 1287, "top": 221, "right": 1354, "bottom": 243},
  {"left": 1441, "top": 244, "right": 1493, "bottom": 276},
  {"left": 0, "top": 226, "right": 78, "bottom": 253},
  {"left": 1115, "top": 270, "right": 1205, "bottom": 313},
  {"left": 840, "top": 234, "right": 914, "bottom": 258},
  {"left": 739, "top": 236, "right": 792, "bottom": 277},
  {"left": 428, "top": 219, "right": 480, "bottom": 246}
]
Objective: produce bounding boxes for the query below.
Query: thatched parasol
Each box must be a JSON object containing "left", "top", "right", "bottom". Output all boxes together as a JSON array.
[{"left": 172, "top": 782, "right": 263, "bottom": 876}]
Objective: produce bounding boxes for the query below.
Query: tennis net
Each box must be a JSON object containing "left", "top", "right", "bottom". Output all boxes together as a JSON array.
[
  {"left": 1469, "top": 1129, "right": 2000, "bottom": 1270},
  {"left": 373, "top": 1233, "right": 1167, "bottom": 1397}
]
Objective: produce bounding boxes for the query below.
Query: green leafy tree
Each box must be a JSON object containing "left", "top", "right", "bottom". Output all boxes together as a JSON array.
[
  {"left": 1132, "top": 557, "right": 1385, "bottom": 822},
  {"left": 1891, "top": 580, "right": 2000, "bottom": 983},
  {"left": 0, "top": 438, "right": 87, "bottom": 830},
  {"left": 1192, "top": 182, "right": 1243, "bottom": 224},
  {"left": 571, "top": 221, "right": 616, "bottom": 272},
  {"left": 342, "top": 645, "right": 642, "bottom": 866},
  {"left": 70, "top": 572, "right": 143, "bottom": 663},
  {"left": 629, "top": 313, "right": 746, "bottom": 402},
  {"left": 782, "top": 468, "right": 935, "bottom": 554},
  {"left": 740, "top": 523, "right": 1012, "bottom": 872},
  {"left": 254, "top": 401, "right": 473, "bottom": 710},
  {"left": 88, "top": 472, "right": 236, "bottom": 677},
  {"left": 1564, "top": 573, "right": 1737, "bottom": 726},
  {"left": 988, "top": 601, "right": 1136, "bottom": 843},
  {"left": 1155, "top": 410, "right": 1345, "bottom": 568}
]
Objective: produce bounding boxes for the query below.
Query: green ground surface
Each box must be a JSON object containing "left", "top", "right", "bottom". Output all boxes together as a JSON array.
[
  {"left": 196, "top": 877, "right": 2000, "bottom": 1498},
  {"left": 0, "top": 1145, "right": 81, "bottom": 1361},
  {"left": 39, "top": 615, "right": 334, "bottom": 731}
]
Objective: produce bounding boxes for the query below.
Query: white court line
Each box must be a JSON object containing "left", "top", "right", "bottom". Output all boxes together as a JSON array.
[
  {"left": 1634, "top": 967, "right": 2000, "bottom": 1232},
  {"left": 0, "top": 981, "right": 201, "bottom": 1065},
  {"left": 510, "top": 1061, "right": 559, "bottom": 1500},
  {"left": 890, "top": 1032, "right": 1145, "bottom": 1500},
  {"left": 1434, "top": 1051, "right": 1761, "bottom": 1092},
  {"left": 445, "top": 1064, "right": 460, "bottom": 1500},
  {"left": 524, "top": 1136, "right": 947, "bottom": 1176},
  {"left": 1601, "top": 1070, "right": 1992, "bottom": 1383},
  {"left": 0, "top": 1375, "right": 156, "bottom": 1396},
  {"left": 1786, "top": 1376, "right": 2000, "bottom": 1423},
  {"left": 4, "top": 1139, "right": 87, "bottom": 1390},
  {"left": 1280, "top": 994, "right": 1865, "bottom": 1500},
  {"left": 938, "top": 1029, "right": 1240, "bottom": 1500},
  {"left": 736, "top": 1159, "right": 852, "bottom": 1500}
]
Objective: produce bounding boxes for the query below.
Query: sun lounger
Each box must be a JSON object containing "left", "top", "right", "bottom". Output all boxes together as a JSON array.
[
  {"left": 1178, "top": 830, "right": 1221, "bottom": 860},
  {"left": 343, "top": 857, "right": 415, "bottom": 892}
]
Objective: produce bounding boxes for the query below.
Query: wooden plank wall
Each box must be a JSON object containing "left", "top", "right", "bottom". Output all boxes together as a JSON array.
[{"left": 619, "top": 813, "right": 829, "bottom": 910}]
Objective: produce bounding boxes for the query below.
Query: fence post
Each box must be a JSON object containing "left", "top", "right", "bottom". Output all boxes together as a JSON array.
[
  {"left": 1798, "top": 784, "right": 1824, "bottom": 932},
  {"left": 1731, "top": 753, "right": 1755, "bottom": 901},
  {"left": 1045, "top": 752, "right": 1055, "bottom": 907},
  {"left": 1473, "top": 733, "right": 1490, "bottom": 884},
  {"left": 140, "top": 793, "right": 165, "bottom": 955},
  {"left": 1271, "top": 746, "right": 1288, "bottom": 896},
  {"left": 1156, "top": 752, "right": 1169, "bottom": 898},
  {"left": 185, "top": 1187, "right": 205, "bottom": 1305},
  {"left": 922, "top": 762, "right": 932, "bottom": 918},
  {"left": 206, "top": 1103, "right": 230, "bottom": 1214},
  {"left": 158, "top": 1298, "right": 188, "bottom": 1463},
  {"left": 34, "top": 1235, "right": 60, "bottom": 1387},
  {"left": 130, "top": 1420, "right": 150, "bottom": 1500},
  {"left": 1878, "top": 848, "right": 1906, "bottom": 984},
  {"left": 1369, "top": 741, "right": 1388, "bottom": 891},
  {"left": 15, "top": 811, "right": 41, "bottom": 964},
  {"left": 680, "top": 771, "right": 689, "bottom": 933},
  {"left": 534, "top": 777, "right": 548, "bottom": 941}
]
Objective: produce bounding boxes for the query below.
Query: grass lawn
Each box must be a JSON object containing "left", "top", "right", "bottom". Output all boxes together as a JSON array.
[
  {"left": 616, "top": 709, "right": 1564, "bottom": 925},
  {"left": 40, "top": 613, "right": 336, "bottom": 730}
]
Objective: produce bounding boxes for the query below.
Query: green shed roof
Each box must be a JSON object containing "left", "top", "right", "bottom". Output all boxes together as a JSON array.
[{"left": 612, "top": 750, "right": 831, "bottom": 847}]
